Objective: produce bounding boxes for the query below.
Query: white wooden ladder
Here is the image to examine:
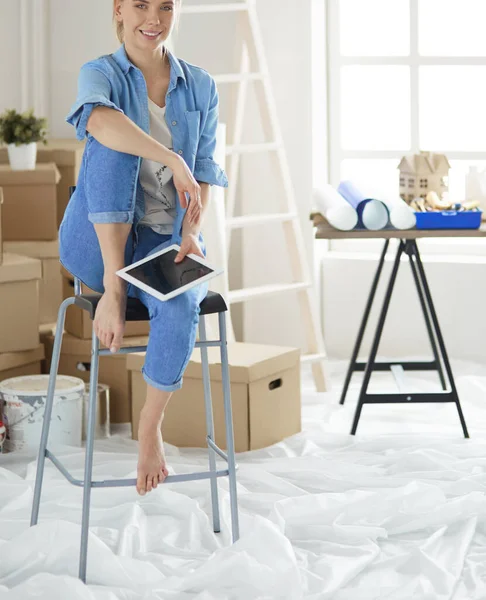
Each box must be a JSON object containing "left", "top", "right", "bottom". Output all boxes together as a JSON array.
[{"left": 181, "top": 0, "right": 328, "bottom": 391}]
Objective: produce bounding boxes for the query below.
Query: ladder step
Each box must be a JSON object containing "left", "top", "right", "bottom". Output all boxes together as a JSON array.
[
  {"left": 226, "top": 142, "right": 282, "bottom": 155},
  {"left": 214, "top": 73, "right": 263, "bottom": 84},
  {"left": 301, "top": 353, "right": 327, "bottom": 364},
  {"left": 227, "top": 212, "right": 297, "bottom": 229},
  {"left": 229, "top": 282, "right": 311, "bottom": 303},
  {"left": 181, "top": 3, "right": 247, "bottom": 14}
]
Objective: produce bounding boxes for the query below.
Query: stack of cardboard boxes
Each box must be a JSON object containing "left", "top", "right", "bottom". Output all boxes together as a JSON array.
[
  {"left": 0, "top": 141, "right": 88, "bottom": 387},
  {"left": 0, "top": 139, "right": 85, "bottom": 327},
  {"left": 0, "top": 138, "right": 85, "bottom": 229},
  {"left": 0, "top": 175, "right": 46, "bottom": 381}
]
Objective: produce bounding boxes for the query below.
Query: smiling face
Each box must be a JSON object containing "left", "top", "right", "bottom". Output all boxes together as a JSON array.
[{"left": 113, "top": 0, "right": 178, "bottom": 50}]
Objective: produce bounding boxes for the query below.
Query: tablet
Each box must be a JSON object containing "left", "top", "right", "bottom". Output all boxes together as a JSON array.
[{"left": 116, "top": 244, "right": 223, "bottom": 302}]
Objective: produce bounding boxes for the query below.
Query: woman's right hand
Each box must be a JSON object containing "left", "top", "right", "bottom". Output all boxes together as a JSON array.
[
  {"left": 171, "top": 154, "right": 202, "bottom": 225},
  {"left": 94, "top": 290, "right": 127, "bottom": 353}
]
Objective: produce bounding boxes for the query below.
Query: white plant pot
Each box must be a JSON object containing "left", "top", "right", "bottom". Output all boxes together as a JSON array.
[{"left": 7, "top": 142, "right": 37, "bottom": 170}]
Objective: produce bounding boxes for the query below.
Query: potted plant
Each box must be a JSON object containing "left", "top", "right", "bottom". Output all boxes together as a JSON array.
[{"left": 0, "top": 108, "right": 48, "bottom": 170}]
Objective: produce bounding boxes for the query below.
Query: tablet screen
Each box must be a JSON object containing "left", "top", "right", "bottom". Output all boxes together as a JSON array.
[{"left": 126, "top": 249, "right": 214, "bottom": 295}]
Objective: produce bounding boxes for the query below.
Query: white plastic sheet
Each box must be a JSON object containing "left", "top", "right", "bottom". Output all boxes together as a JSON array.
[{"left": 2, "top": 359, "right": 486, "bottom": 598}]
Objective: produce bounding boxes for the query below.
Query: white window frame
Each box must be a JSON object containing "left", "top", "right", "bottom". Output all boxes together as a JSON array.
[{"left": 326, "top": 0, "right": 486, "bottom": 256}]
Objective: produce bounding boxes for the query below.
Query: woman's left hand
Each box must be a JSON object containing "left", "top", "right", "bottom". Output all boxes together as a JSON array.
[{"left": 174, "top": 233, "right": 205, "bottom": 263}]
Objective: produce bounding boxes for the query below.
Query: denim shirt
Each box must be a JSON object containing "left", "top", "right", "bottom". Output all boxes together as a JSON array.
[{"left": 59, "top": 44, "right": 228, "bottom": 293}]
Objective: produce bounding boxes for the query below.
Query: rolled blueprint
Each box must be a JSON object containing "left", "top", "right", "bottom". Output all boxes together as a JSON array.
[
  {"left": 337, "top": 180, "right": 389, "bottom": 230},
  {"left": 380, "top": 195, "right": 416, "bottom": 230},
  {"left": 313, "top": 184, "right": 358, "bottom": 231}
]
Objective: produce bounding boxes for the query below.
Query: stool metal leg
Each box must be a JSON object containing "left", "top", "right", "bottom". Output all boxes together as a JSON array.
[
  {"left": 199, "top": 315, "right": 221, "bottom": 533},
  {"left": 31, "top": 297, "right": 74, "bottom": 527},
  {"left": 218, "top": 311, "right": 240, "bottom": 543},
  {"left": 79, "top": 327, "right": 100, "bottom": 583}
]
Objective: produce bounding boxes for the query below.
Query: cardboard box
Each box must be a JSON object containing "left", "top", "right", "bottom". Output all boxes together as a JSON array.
[
  {"left": 0, "top": 187, "right": 3, "bottom": 265},
  {"left": 44, "top": 332, "right": 149, "bottom": 424},
  {"left": 0, "top": 343, "right": 44, "bottom": 382},
  {"left": 0, "top": 139, "right": 85, "bottom": 228},
  {"left": 61, "top": 272, "right": 150, "bottom": 339},
  {"left": 4, "top": 240, "right": 62, "bottom": 324},
  {"left": 0, "top": 253, "right": 41, "bottom": 353},
  {"left": 39, "top": 322, "right": 57, "bottom": 373},
  {"left": 0, "top": 163, "right": 61, "bottom": 241},
  {"left": 128, "top": 342, "right": 302, "bottom": 452},
  {"left": 82, "top": 383, "right": 110, "bottom": 441}
]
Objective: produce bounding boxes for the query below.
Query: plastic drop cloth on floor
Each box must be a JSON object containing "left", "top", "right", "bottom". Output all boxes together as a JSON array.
[{"left": 2, "top": 358, "right": 486, "bottom": 599}]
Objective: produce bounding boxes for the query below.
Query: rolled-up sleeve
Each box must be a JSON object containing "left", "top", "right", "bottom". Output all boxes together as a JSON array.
[
  {"left": 193, "top": 77, "right": 229, "bottom": 188},
  {"left": 66, "top": 62, "right": 124, "bottom": 141}
]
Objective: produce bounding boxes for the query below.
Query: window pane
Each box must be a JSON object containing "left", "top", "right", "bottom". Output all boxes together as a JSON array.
[
  {"left": 341, "top": 66, "right": 411, "bottom": 151},
  {"left": 419, "top": 66, "right": 486, "bottom": 151},
  {"left": 340, "top": 0, "right": 410, "bottom": 56},
  {"left": 340, "top": 159, "right": 400, "bottom": 197},
  {"left": 419, "top": 0, "right": 486, "bottom": 56}
]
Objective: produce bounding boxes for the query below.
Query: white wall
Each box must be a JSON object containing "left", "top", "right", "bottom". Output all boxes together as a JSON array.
[
  {"left": 322, "top": 242, "right": 486, "bottom": 363},
  {"left": 0, "top": 4, "right": 22, "bottom": 113},
  {"left": 48, "top": 0, "right": 120, "bottom": 138},
  {"left": 0, "top": 0, "right": 119, "bottom": 134}
]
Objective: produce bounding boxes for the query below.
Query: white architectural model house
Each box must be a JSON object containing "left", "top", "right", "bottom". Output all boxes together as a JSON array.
[{"left": 398, "top": 151, "right": 450, "bottom": 203}]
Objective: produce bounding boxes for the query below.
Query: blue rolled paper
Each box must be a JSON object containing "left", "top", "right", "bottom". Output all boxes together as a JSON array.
[{"left": 337, "top": 180, "right": 390, "bottom": 230}]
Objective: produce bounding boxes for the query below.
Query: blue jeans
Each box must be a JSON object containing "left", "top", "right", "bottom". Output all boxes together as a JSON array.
[{"left": 127, "top": 225, "right": 209, "bottom": 392}]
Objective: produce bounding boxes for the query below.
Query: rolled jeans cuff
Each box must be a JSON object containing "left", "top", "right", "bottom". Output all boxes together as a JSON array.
[
  {"left": 88, "top": 211, "right": 133, "bottom": 224},
  {"left": 142, "top": 366, "right": 183, "bottom": 392}
]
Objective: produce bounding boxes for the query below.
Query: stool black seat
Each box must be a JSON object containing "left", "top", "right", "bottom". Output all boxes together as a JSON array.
[{"left": 75, "top": 290, "right": 228, "bottom": 321}]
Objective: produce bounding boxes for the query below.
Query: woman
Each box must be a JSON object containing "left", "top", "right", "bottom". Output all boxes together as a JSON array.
[{"left": 59, "top": 0, "right": 228, "bottom": 496}]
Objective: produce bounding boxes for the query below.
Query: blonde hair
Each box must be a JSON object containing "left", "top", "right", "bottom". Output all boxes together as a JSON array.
[{"left": 113, "top": 0, "right": 181, "bottom": 44}]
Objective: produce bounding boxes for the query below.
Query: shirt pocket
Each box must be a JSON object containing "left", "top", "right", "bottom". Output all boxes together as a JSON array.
[{"left": 185, "top": 110, "right": 201, "bottom": 157}]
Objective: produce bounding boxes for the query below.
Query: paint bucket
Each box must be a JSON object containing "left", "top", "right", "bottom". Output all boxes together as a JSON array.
[
  {"left": 0, "top": 375, "right": 84, "bottom": 453},
  {"left": 0, "top": 420, "right": 6, "bottom": 454},
  {"left": 82, "top": 383, "right": 111, "bottom": 440}
]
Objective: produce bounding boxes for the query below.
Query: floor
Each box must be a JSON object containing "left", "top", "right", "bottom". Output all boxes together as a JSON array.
[{"left": 1, "top": 358, "right": 486, "bottom": 599}]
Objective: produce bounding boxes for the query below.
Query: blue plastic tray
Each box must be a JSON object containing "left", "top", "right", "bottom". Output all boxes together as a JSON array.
[{"left": 415, "top": 210, "right": 482, "bottom": 230}]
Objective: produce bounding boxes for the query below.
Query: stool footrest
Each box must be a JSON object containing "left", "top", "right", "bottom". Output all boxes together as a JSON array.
[
  {"left": 207, "top": 437, "right": 229, "bottom": 462},
  {"left": 45, "top": 449, "right": 238, "bottom": 488},
  {"left": 97, "top": 339, "right": 223, "bottom": 357}
]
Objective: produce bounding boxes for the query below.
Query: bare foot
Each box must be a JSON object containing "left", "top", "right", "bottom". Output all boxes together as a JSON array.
[{"left": 137, "top": 414, "right": 169, "bottom": 495}]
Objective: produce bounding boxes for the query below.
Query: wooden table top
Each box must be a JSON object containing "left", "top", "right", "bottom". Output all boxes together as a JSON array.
[{"left": 310, "top": 213, "right": 486, "bottom": 240}]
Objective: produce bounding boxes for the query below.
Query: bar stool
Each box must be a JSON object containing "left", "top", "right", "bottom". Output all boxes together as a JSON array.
[{"left": 30, "top": 243, "right": 240, "bottom": 584}]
